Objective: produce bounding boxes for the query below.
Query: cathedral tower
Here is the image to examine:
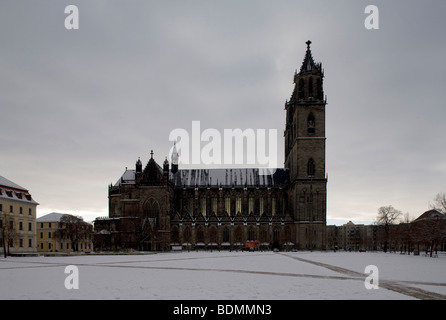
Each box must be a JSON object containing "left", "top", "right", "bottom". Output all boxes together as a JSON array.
[{"left": 285, "top": 41, "right": 327, "bottom": 249}]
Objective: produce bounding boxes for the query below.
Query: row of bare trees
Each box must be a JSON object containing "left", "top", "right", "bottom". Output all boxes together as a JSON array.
[{"left": 376, "top": 193, "right": 446, "bottom": 255}]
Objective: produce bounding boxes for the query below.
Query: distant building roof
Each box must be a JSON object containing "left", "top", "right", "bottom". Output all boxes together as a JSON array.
[
  {"left": 413, "top": 209, "right": 446, "bottom": 222},
  {"left": 36, "top": 212, "right": 67, "bottom": 222}
]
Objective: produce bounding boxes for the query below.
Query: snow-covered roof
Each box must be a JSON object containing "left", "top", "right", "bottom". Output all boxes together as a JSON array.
[
  {"left": 114, "top": 169, "right": 136, "bottom": 187},
  {"left": 113, "top": 167, "right": 289, "bottom": 188},
  {"left": 36, "top": 212, "right": 67, "bottom": 222},
  {"left": 171, "top": 168, "right": 289, "bottom": 187},
  {"left": 0, "top": 175, "right": 27, "bottom": 191},
  {"left": 0, "top": 175, "right": 39, "bottom": 205}
]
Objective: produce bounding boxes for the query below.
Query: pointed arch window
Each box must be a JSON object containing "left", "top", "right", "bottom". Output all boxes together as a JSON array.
[
  {"left": 307, "top": 113, "right": 315, "bottom": 135},
  {"left": 248, "top": 227, "right": 255, "bottom": 241},
  {"left": 316, "top": 78, "right": 323, "bottom": 100},
  {"left": 259, "top": 196, "right": 264, "bottom": 215},
  {"left": 308, "top": 77, "right": 313, "bottom": 97},
  {"left": 236, "top": 195, "right": 242, "bottom": 214},
  {"left": 211, "top": 195, "right": 217, "bottom": 215},
  {"left": 307, "top": 158, "right": 315, "bottom": 177},
  {"left": 298, "top": 79, "right": 304, "bottom": 100},
  {"left": 224, "top": 194, "right": 231, "bottom": 215},
  {"left": 223, "top": 227, "right": 230, "bottom": 243},
  {"left": 200, "top": 196, "right": 207, "bottom": 217},
  {"left": 248, "top": 194, "right": 254, "bottom": 214},
  {"left": 196, "top": 226, "right": 204, "bottom": 243}
]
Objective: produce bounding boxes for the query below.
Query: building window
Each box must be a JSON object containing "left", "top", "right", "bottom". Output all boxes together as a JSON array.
[
  {"left": 273, "top": 229, "right": 280, "bottom": 243},
  {"left": 225, "top": 195, "right": 231, "bottom": 215},
  {"left": 248, "top": 227, "right": 255, "bottom": 241},
  {"left": 19, "top": 221, "right": 23, "bottom": 231},
  {"left": 307, "top": 113, "right": 315, "bottom": 135},
  {"left": 307, "top": 158, "right": 315, "bottom": 177},
  {"left": 223, "top": 227, "right": 230, "bottom": 242},
  {"left": 48, "top": 232, "right": 52, "bottom": 239},
  {"left": 308, "top": 77, "right": 313, "bottom": 97},
  {"left": 28, "top": 222, "right": 32, "bottom": 231},
  {"left": 316, "top": 78, "right": 323, "bottom": 99},
  {"left": 28, "top": 208, "right": 32, "bottom": 216},
  {"left": 272, "top": 197, "right": 276, "bottom": 216},
  {"left": 0, "top": 204, "right": 2, "bottom": 212},
  {"left": 28, "top": 238, "right": 32, "bottom": 248},
  {"left": 9, "top": 205, "right": 13, "bottom": 213},
  {"left": 188, "top": 196, "right": 193, "bottom": 214},
  {"left": 211, "top": 196, "right": 217, "bottom": 215},
  {"left": 248, "top": 194, "right": 254, "bottom": 214},
  {"left": 236, "top": 195, "right": 242, "bottom": 214},
  {"left": 259, "top": 196, "right": 264, "bottom": 215},
  {"left": 200, "top": 197, "right": 207, "bottom": 216},
  {"left": 298, "top": 79, "right": 304, "bottom": 100},
  {"left": 196, "top": 227, "right": 204, "bottom": 243},
  {"left": 20, "top": 207, "right": 23, "bottom": 215}
]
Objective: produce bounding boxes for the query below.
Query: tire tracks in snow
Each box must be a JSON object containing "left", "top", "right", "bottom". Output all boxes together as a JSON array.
[{"left": 279, "top": 253, "right": 446, "bottom": 300}]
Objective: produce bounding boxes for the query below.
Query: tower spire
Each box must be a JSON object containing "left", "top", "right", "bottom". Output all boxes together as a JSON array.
[{"left": 299, "top": 40, "right": 320, "bottom": 73}]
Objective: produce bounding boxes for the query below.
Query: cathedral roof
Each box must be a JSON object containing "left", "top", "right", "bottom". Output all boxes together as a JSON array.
[
  {"left": 175, "top": 168, "right": 289, "bottom": 188},
  {"left": 113, "top": 168, "right": 289, "bottom": 188}
]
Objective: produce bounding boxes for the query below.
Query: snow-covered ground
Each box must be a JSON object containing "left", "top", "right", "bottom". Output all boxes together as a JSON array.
[{"left": 0, "top": 251, "right": 445, "bottom": 300}]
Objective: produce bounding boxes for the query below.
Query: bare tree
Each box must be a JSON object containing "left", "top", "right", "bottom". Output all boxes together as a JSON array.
[
  {"left": 55, "top": 214, "right": 93, "bottom": 251},
  {"left": 430, "top": 192, "right": 446, "bottom": 214},
  {"left": 376, "top": 205, "right": 402, "bottom": 252},
  {"left": 399, "top": 212, "right": 414, "bottom": 254}
]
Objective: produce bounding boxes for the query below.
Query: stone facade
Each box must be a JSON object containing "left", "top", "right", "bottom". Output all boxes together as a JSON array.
[{"left": 94, "top": 41, "right": 328, "bottom": 251}]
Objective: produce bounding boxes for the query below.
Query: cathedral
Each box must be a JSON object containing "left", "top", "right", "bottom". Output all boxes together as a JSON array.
[{"left": 94, "top": 41, "right": 327, "bottom": 251}]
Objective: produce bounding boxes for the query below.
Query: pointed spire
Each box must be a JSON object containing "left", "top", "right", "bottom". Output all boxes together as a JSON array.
[
  {"left": 171, "top": 141, "right": 179, "bottom": 165},
  {"left": 299, "top": 40, "right": 320, "bottom": 73},
  {"left": 171, "top": 141, "right": 179, "bottom": 174}
]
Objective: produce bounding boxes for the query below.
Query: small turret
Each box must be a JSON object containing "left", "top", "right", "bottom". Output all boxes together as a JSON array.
[
  {"left": 171, "top": 141, "right": 179, "bottom": 174},
  {"left": 163, "top": 157, "right": 169, "bottom": 172},
  {"left": 136, "top": 157, "right": 142, "bottom": 173}
]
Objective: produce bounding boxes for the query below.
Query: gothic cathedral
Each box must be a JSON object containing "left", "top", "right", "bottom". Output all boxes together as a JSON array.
[{"left": 94, "top": 41, "right": 327, "bottom": 251}]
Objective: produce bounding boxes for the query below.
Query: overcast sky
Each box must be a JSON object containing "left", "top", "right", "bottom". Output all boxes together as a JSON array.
[{"left": 1, "top": 0, "right": 445, "bottom": 225}]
